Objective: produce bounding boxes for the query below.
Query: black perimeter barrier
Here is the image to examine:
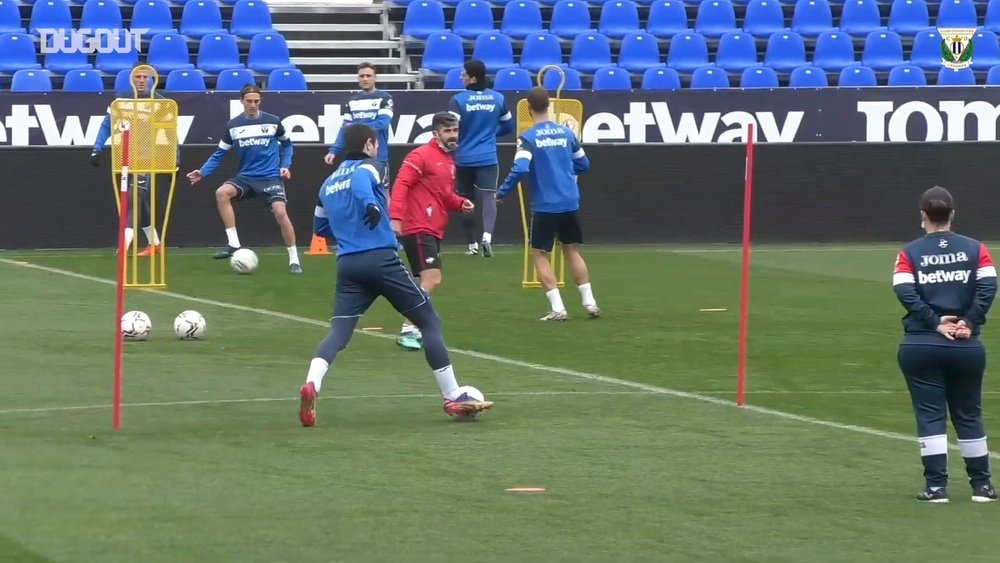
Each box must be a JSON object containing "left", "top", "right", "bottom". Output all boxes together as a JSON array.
[{"left": 1, "top": 142, "right": 999, "bottom": 250}]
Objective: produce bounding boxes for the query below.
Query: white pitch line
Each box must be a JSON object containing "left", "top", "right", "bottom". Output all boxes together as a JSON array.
[{"left": 3, "top": 258, "right": 995, "bottom": 460}]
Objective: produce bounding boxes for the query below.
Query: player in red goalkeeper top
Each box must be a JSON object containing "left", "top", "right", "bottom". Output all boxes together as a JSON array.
[{"left": 389, "top": 112, "right": 474, "bottom": 350}]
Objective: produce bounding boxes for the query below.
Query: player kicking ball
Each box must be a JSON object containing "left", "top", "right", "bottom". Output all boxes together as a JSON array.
[
  {"left": 496, "top": 87, "right": 599, "bottom": 321},
  {"left": 389, "top": 112, "right": 474, "bottom": 350},
  {"left": 298, "top": 123, "right": 492, "bottom": 426}
]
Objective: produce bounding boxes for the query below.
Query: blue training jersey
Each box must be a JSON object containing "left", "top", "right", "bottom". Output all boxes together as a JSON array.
[
  {"left": 497, "top": 121, "right": 590, "bottom": 214},
  {"left": 199, "top": 112, "right": 293, "bottom": 180},
  {"left": 892, "top": 231, "right": 998, "bottom": 346},
  {"left": 313, "top": 158, "right": 397, "bottom": 257},
  {"left": 330, "top": 90, "right": 393, "bottom": 164},
  {"left": 447, "top": 88, "right": 514, "bottom": 167}
]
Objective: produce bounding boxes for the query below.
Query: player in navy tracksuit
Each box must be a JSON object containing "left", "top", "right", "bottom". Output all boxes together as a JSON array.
[
  {"left": 187, "top": 85, "right": 301, "bottom": 273},
  {"left": 297, "top": 123, "right": 493, "bottom": 427},
  {"left": 497, "top": 87, "right": 599, "bottom": 321},
  {"left": 448, "top": 59, "right": 515, "bottom": 257},
  {"left": 325, "top": 62, "right": 393, "bottom": 186},
  {"left": 892, "top": 186, "right": 998, "bottom": 503}
]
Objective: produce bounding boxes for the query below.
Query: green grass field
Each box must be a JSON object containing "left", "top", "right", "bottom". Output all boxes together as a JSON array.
[{"left": 3, "top": 243, "right": 1000, "bottom": 562}]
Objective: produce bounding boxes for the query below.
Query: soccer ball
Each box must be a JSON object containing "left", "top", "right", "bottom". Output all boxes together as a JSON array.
[
  {"left": 173, "top": 310, "right": 206, "bottom": 340},
  {"left": 450, "top": 385, "right": 487, "bottom": 420},
  {"left": 230, "top": 248, "right": 258, "bottom": 274},
  {"left": 121, "top": 310, "right": 151, "bottom": 341}
]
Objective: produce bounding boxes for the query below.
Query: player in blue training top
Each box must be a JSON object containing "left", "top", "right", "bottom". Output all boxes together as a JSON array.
[
  {"left": 497, "top": 87, "right": 599, "bottom": 321},
  {"left": 325, "top": 62, "right": 393, "bottom": 185},
  {"left": 186, "top": 85, "right": 302, "bottom": 274},
  {"left": 447, "top": 59, "right": 515, "bottom": 257},
  {"left": 892, "top": 186, "right": 998, "bottom": 504},
  {"left": 297, "top": 123, "right": 493, "bottom": 427}
]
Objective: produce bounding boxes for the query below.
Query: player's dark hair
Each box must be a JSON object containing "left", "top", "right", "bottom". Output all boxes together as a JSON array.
[
  {"left": 527, "top": 87, "right": 550, "bottom": 114},
  {"left": 357, "top": 62, "right": 376, "bottom": 73},
  {"left": 240, "top": 84, "right": 261, "bottom": 99},
  {"left": 464, "top": 59, "right": 488, "bottom": 90},
  {"left": 342, "top": 123, "right": 377, "bottom": 155},
  {"left": 920, "top": 186, "right": 955, "bottom": 224},
  {"left": 432, "top": 111, "right": 458, "bottom": 130}
]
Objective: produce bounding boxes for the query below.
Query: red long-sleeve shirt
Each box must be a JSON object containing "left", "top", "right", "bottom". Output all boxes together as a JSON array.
[{"left": 389, "top": 139, "right": 467, "bottom": 240}]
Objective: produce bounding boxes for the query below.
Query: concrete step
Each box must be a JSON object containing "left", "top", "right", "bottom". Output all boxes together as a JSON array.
[{"left": 286, "top": 40, "right": 397, "bottom": 50}]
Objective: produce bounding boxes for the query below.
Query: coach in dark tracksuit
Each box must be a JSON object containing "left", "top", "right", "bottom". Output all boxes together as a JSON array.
[{"left": 892, "top": 186, "right": 998, "bottom": 503}]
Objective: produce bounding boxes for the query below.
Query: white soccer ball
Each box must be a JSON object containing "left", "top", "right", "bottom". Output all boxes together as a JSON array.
[
  {"left": 450, "top": 385, "right": 487, "bottom": 420},
  {"left": 173, "top": 310, "right": 206, "bottom": 340},
  {"left": 230, "top": 248, "right": 258, "bottom": 274},
  {"left": 121, "top": 310, "right": 151, "bottom": 341}
]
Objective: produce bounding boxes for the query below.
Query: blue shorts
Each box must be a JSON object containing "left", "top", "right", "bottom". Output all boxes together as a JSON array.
[
  {"left": 226, "top": 175, "right": 287, "bottom": 208},
  {"left": 333, "top": 248, "right": 428, "bottom": 318}
]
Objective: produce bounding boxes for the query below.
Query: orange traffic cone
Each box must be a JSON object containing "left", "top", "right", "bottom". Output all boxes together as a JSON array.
[{"left": 305, "top": 234, "right": 332, "bottom": 255}]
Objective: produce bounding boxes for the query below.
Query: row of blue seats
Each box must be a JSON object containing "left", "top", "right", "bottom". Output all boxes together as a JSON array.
[
  {"left": 0, "top": 30, "right": 291, "bottom": 73},
  {"left": 2, "top": 0, "right": 273, "bottom": 39},
  {"left": 402, "top": 0, "right": 1000, "bottom": 40},
  {"left": 419, "top": 29, "right": 997, "bottom": 72},
  {"left": 394, "top": 0, "right": 974, "bottom": 5},
  {"left": 19, "top": 0, "right": 249, "bottom": 6},
  {"left": 0, "top": 66, "right": 305, "bottom": 90}
]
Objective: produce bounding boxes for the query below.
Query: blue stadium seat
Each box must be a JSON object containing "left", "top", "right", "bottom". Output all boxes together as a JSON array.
[
  {"left": 215, "top": 67, "right": 256, "bottom": 90},
  {"left": 180, "top": 1, "right": 225, "bottom": 38},
  {"left": 268, "top": 67, "right": 308, "bottom": 90},
  {"left": 598, "top": 0, "right": 640, "bottom": 39},
  {"left": 973, "top": 30, "right": 1000, "bottom": 71},
  {"left": 541, "top": 66, "right": 582, "bottom": 89},
  {"left": 569, "top": 32, "right": 613, "bottom": 73},
  {"left": 909, "top": 29, "right": 941, "bottom": 68},
  {"left": 420, "top": 32, "right": 463, "bottom": 73},
  {"left": 744, "top": 0, "right": 786, "bottom": 38},
  {"left": 694, "top": 0, "right": 737, "bottom": 38},
  {"left": 839, "top": 0, "right": 885, "bottom": 36},
  {"left": 715, "top": 31, "right": 757, "bottom": 71},
  {"left": 28, "top": 0, "right": 72, "bottom": 35},
  {"left": 494, "top": 67, "right": 533, "bottom": 89},
  {"left": 646, "top": 0, "right": 690, "bottom": 39},
  {"left": 887, "top": 63, "right": 926, "bottom": 85},
  {"left": 62, "top": 68, "right": 104, "bottom": 91},
  {"left": 641, "top": 66, "right": 680, "bottom": 89},
  {"left": 689, "top": 66, "right": 730, "bottom": 88},
  {"left": 113, "top": 68, "right": 131, "bottom": 90},
  {"left": 987, "top": 64, "right": 1000, "bottom": 84},
  {"left": 472, "top": 33, "right": 515, "bottom": 72},
  {"left": 229, "top": 0, "right": 275, "bottom": 38},
  {"left": 198, "top": 32, "right": 244, "bottom": 72},
  {"left": 247, "top": 32, "right": 292, "bottom": 72},
  {"left": 453, "top": 0, "right": 495, "bottom": 39},
  {"left": 443, "top": 67, "right": 463, "bottom": 88},
  {"left": 986, "top": 0, "right": 1000, "bottom": 34},
  {"left": 95, "top": 30, "right": 138, "bottom": 72},
  {"left": 791, "top": 0, "right": 833, "bottom": 37},
  {"left": 550, "top": 0, "right": 593, "bottom": 39},
  {"left": 667, "top": 32, "right": 709, "bottom": 72},
  {"left": 147, "top": 33, "right": 195, "bottom": 73},
  {"left": 131, "top": 0, "right": 176, "bottom": 35},
  {"left": 812, "top": 30, "right": 856, "bottom": 70},
  {"left": 838, "top": 65, "right": 877, "bottom": 86},
  {"left": 0, "top": 32, "right": 42, "bottom": 73},
  {"left": 617, "top": 32, "right": 662, "bottom": 72},
  {"left": 0, "top": 0, "right": 24, "bottom": 34},
  {"left": 402, "top": 1, "right": 446, "bottom": 39},
  {"left": 788, "top": 66, "right": 828, "bottom": 86},
  {"left": 11, "top": 69, "right": 52, "bottom": 91},
  {"left": 887, "top": 0, "right": 930, "bottom": 37},
  {"left": 764, "top": 32, "right": 807, "bottom": 71},
  {"left": 501, "top": 1, "right": 544, "bottom": 39},
  {"left": 166, "top": 68, "right": 206, "bottom": 91},
  {"left": 937, "top": 66, "right": 976, "bottom": 85},
  {"left": 861, "top": 30, "right": 904, "bottom": 70},
  {"left": 936, "top": 0, "right": 976, "bottom": 28},
  {"left": 592, "top": 66, "right": 632, "bottom": 90},
  {"left": 740, "top": 65, "right": 779, "bottom": 87},
  {"left": 80, "top": 0, "right": 122, "bottom": 32},
  {"left": 520, "top": 32, "right": 563, "bottom": 71},
  {"left": 43, "top": 37, "right": 91, "bottom": 72}
]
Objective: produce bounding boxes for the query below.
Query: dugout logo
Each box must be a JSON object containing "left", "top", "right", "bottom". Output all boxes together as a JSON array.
[{"left": 38, "top": 28, "right": 147, "bottom": 55}]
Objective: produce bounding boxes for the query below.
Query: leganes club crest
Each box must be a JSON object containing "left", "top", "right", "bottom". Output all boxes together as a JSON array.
[{"left": 939, "top": 28, "right": 976, "bottom": 69}]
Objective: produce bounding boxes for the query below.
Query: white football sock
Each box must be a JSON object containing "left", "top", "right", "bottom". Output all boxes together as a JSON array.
[
  {"left": 434, "top": 365, "right": 460, "bottom": 400},
  {"left": 482, "top": 232, "right": 492, "bottom": 244},
  {"left": 287, "top": 245, "right": 299, "bottom": 265},
  {"left": 124, "top": 227, "right": 135, "bottom": 250},
  {"left": 401, "top": 321, "right": 415, "bottom": 335},
  {"left": 226, "top": 227, "right": 241, "bottom": 249},
  {"left": 468, "top": 242, "right": 478, "bottom": 251},
  {"left": 142, "top": 226, "right": 160, "bottom": 246},
  {"left": 578, "top": 282, "right": 597, "bottom": 307},
  {"left": 306, "top": 358, "right": 330, "bottom": 393},
  {"left": 546, "top": 288, "right": 566, "bottom": 313}
]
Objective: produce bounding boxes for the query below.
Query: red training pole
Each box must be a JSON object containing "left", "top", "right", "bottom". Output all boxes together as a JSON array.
[
  {"left": 113, "top": 125, "right": 131, "bottom": 430},
  {"left": 736, "top": 122, "right": 755, "bottom": 408}
]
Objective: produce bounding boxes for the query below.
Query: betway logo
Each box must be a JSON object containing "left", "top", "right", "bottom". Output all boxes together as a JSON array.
[
  {"left": 237, "top": 137, "right": 270, "bottom": 148},
  {"left": 0, "top": 104, "right": 195, "bottom": 146},
  {"left": 859, "top": 101, "right": 1000, "bottom": 142},
  {"left": 465, "top": 103, "right": 496, "bottom": 112},
  {"left": 918, "top": 269, "right": 972, "bottom": 284},
  {"left": 535, "top": 137, "right": 568, "bottom": 148}
]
